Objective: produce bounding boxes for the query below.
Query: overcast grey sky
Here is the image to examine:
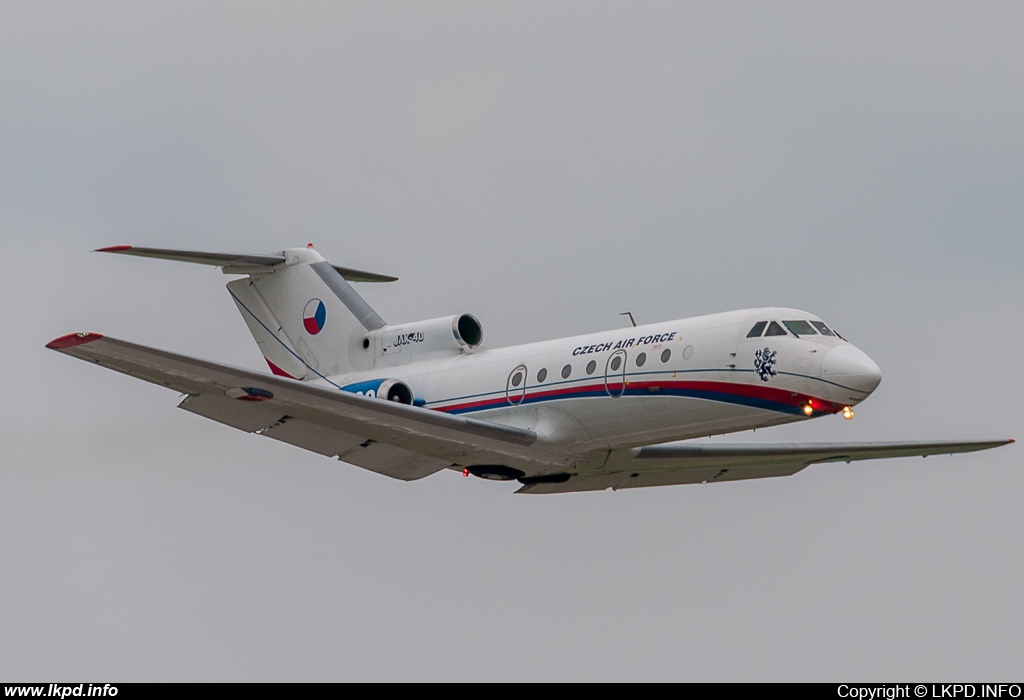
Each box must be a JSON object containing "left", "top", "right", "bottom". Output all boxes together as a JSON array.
[{"left": 2, "top": 1, "right": 1021, "bottom": 681}]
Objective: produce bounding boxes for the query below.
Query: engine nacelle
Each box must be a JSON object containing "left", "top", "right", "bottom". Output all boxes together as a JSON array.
[
  {"left": 340, "top": 378, "right": 414, "bottom": 405},
  {"left": 368, "top": 313, "right": 483, "bottom": 364}
]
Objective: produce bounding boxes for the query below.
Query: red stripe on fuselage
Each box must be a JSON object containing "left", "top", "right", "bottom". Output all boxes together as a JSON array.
[{"left": 432, "top": 379, "right": 843, "bottom": 415}]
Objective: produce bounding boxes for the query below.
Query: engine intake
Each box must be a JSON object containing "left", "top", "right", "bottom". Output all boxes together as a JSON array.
[{"left": 455, "top": 314, "right": 483, "bottom": 347}]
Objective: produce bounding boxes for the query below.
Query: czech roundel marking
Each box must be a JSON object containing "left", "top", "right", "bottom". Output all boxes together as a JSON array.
[{"left": 303, "top": 299, "right": 326, "bottom": 335}]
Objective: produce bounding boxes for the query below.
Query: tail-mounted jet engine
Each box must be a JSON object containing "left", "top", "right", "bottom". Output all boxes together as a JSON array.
[
  {"left": 366, "top": 313, "right": 483, "bottom": 363},
  {"left": 340, "top": 378, "right": 415, "bottom": 405}
]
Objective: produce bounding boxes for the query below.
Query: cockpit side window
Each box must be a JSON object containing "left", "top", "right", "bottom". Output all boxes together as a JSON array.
[
  {"left": 810, "top": 321, "right": 835, "bottom": 337},
  {"left": 764, "top": 321, "right": 787, "bottom": 336},
  {"left": 783, "top": 320, "right": 817, "bottom": 336},
  {"left": 746, "top": 321, "right": 768, "bottom": 338}
]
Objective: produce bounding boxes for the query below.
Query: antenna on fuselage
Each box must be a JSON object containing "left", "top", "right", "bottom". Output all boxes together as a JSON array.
[{"left": 620, "top": 312, "right": 637, "bottom": 328}]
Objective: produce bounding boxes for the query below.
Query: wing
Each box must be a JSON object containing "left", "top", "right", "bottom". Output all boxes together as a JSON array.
[
  {"left": 46, "top": 332, "right": 559, "bottom": 481},
  {"left": 517, "top": 439, "right": 1014, "bottom": 494},
  {"left": 94, "top": 245, "right": 398, "bottom": 282}
]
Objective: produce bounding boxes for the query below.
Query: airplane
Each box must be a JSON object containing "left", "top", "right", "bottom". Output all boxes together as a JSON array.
[{"left": 46, "top": 244, "right": 1013, "bottom": 494}]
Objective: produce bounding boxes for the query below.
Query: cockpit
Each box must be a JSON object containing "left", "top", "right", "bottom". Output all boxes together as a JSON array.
[{"left": 746, "top": 319, "right": 846, "bottom": 340}]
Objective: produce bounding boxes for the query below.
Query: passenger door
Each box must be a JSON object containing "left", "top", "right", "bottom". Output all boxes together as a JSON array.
[
  {"left": 506, "top": 365, "right": 527, "bottom": 405},
  {"left": 605, "top": 350, "right": 627, "bottom": 397}
]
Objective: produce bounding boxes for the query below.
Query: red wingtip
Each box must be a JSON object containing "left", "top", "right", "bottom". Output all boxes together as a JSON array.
[
  {"left": 1010, "top": 439, "right": 1016, "bottom": 444},
  {"left": 94, "top": 245, "right": 133, "bottom": 253},
  {"left": 46, "top": 332, "right": 104, "bottom": 350}
]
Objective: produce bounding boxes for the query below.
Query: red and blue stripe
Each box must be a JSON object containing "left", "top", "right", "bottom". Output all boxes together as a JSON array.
[{"left": 431, "top": 379, "right": 842, "bottom": 417}]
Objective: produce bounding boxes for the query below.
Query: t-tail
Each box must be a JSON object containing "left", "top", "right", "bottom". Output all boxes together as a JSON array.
[{"left": 94, "top": 245, "right": 398, "bottom": 380}]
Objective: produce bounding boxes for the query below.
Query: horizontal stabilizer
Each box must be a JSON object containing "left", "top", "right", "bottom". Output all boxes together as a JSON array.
[{"left": 94, "top": 245, "right": 398, "bottom": 282}]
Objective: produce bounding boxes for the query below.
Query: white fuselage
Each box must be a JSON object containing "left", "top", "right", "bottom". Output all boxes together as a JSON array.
[{"left": 311, "top": 307, "right": 883, "bottom": 456}]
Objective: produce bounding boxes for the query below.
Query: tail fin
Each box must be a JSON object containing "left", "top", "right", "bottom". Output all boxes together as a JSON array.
[{"left": 96, "top": 245, "right": 394, "bottom": 379}]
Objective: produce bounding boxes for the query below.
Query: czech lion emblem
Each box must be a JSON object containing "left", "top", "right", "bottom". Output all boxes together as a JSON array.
[{"left": 754, "top": 347, "right": 777, "bottom": 382}]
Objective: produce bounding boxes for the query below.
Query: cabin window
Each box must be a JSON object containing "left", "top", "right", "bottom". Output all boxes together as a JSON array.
[
  {"left": 586, "top": 360, "right": 597, "bottom": 375},
  {"left": 636, "top": 352, "right": 647, "bottom": 367},
  {"left": 561, "top": 364, "right": 572, "bottom": 379},
  {"left": 610, "top": 356, "right": 622, "bottom": 371},
  {"left": 810, "top": 321, "right": 835, "bottom": 337},
  {"left": 511, "top": 371, "right": 523, "bottom": 387},
  {"left": 537, "top": 368, "right": 548, "bottom": 382},
  {"left": 783, "top": 320, "right": 817, "bottom": 336},
  {"left": 661, "top": 349, "right": 671, "bottom": 363},
  {"left": 764, "top": 321, "right": 787, "bottom": 336},
  {"left": 746, "top": 321, "right": 768, "bottom": 338}
]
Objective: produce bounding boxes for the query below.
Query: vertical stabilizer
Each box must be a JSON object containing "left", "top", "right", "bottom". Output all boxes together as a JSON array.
[
  {"left": 227, "top": 247, "right": 384, "bottom": 379},
  {"left": 94, "top": 244, "right": 392, "bottom": 381}
]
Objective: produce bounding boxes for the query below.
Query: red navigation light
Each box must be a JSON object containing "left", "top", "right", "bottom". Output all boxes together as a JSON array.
[{"left": 462, "top": 468, "right": 469, "bottom": 477}]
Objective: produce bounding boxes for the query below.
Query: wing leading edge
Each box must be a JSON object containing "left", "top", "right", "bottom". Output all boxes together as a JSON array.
[
  {"left": 46, "top": 332, "right": 560, "bottom": 481},
  {"left": 516, "top": 439, "right": 1013, "bottom": 493}
]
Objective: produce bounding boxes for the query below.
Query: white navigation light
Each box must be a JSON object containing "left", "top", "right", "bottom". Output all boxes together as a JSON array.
[
  {"left": 843, "top": 406, "right": 855, "bottom": 420},
  {"left": 803, "top": 404, "right": 814, "bottom": 416}
]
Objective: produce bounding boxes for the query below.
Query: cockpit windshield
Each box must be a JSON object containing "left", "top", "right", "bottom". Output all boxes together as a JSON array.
[
  {"left": 746, "top": 319, "right": 846, "bottom": 341},
  {"left": 810, "top": 321, "right": 835, "bottom": 337},
  {"left": 746, "top": 321, "right": 768, "bottom": 338},
  {"left": 783, "top": 320, "right": 817, "bottom": 336}
]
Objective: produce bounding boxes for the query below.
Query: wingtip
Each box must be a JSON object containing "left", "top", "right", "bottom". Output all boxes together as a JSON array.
[
  {"left": 93, "top": 245, "right": 133, "bottom": 253},
  {"left": 46, "top": 332, "right": 104, "bottom": 350}
]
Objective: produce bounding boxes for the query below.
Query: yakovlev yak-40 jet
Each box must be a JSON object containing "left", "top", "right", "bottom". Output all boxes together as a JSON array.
[{"left": 47, "top": 245, "right": 1013, "bottom": 494}]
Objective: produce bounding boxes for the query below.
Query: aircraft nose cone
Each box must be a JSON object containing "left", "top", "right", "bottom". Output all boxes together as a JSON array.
[{"left": 822, "top": 345, "right": 882, "bottom": 395}]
